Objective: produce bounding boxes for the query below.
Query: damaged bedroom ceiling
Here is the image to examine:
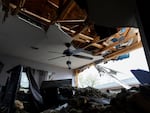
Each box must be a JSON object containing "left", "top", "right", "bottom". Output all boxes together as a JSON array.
[{"left": 0, "top": 0, "right": 143, "bottom": 69}]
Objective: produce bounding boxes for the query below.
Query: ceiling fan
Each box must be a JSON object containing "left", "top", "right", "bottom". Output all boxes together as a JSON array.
[{"left": 48, "top": 42, "right": 93, "bottom": 69}]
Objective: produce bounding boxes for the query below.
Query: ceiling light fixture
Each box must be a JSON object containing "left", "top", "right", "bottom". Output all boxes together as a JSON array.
[{"left": 66, "top": 60, "right": 71, "bottom": 70}]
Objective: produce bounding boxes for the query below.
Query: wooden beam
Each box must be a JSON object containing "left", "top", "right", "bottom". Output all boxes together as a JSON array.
[
  {"left": 58, "top": 0, "right": 75, "bottom": 20},
  {"left": 73, "top": 69, "right": 80, "bottom": 87},
  {"left": 82, "top": 43, "right": 92, "bottom": 49},
  {"left": 61, "top": 26, "right": 94, "bottom": 41},
  {"left": 77, "top": 33, "right": 93, "bottom": 41},
  {"left": 57, "top": 19, "right": 85, "bottom": 23},
  {"left": 82, "top": 36, "right": 102, "bottom": 49},
  {"left": 104, "top": 41, "right": 143, "bottom": 62},
  {"left": 73, "top": 38, "right": 86, "bottom": 43},
  {"left": 9, "top": 3, "right": 51, "bottom": 23},
  {"left": 82, "top": 42, "right": 103, "bottom": 49},
  {"left": 21, "top": 9, "right": 51, "bottom": 23},
  {"left": 74, "top": 41, "right": 142, "bottom": 71},
  {"left": 94, "top": 33, "right": 138, "bottom": 55},
  {"left": 47, "top": 0, "right": 59, "bottom": 8},
  {"left": 72, "top": 19, "right": 93, "bottom": 37},
  {"left": 91, "top": 43, "right": 103, "bottom": 49}
]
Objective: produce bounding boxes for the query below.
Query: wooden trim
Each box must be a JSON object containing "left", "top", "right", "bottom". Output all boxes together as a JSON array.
[{"left": 73, "top": 69, "right": 80, "bottom": 87}]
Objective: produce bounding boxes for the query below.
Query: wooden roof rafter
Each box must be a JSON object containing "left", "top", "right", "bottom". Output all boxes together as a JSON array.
[
  {"left": 47, "top": 0, "right": 59, "bottom": 8},
  {"left": 60, "top": 25, "right": 94, "bottom": 42},
  {"left": 71, "top": 27, "right": 142, "bottom": 62},
  {"left": 94, "top": 32, "right": 138, "bottom": 56},
  {"left": 2, "top": 0, "right": 87, "bottom": 30},
  {"left": 104, "top": 41, "right": 142, "bottom": 62}
]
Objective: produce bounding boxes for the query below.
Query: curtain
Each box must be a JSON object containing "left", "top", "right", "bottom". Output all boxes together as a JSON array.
[
  {"left": 0, "top": 65, "right": 47, "bottom": 112},
  {"left": 0, "top": 65, "right": 23, "bottom": 113},
  {"left": 25, "top": 67, "right": 44, "bottom": 111},
  {"left": 0, "top": 61, "right": 4, "bottom": 73},
  {"left": 38, "top": 70, "right": 48, "bottom": 87}
]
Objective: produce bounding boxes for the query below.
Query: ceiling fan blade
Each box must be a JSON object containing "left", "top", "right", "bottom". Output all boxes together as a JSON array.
[
  {"left": 72, "top": 48, "right": 92, "bottom": 55},
  {"left": 48, "top": 55, "right": 65, "bottom": 61},
  {"left": 71, "top": 48, "right": 84, "bottom": 54},
  {"left": 48, "top": 50, "right": 62, "bottom": 54},
  {"left": 73, "top": 54, "right": 93, "bottom": 60}
]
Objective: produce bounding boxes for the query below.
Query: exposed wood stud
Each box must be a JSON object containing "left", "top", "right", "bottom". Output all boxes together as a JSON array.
[
  {"left": 9, "top": 3, "right": 51, "bottom": 23},
  {"left": 104, "top": 41, "right": 142, "bottom": 62},
  {"left": 57, "top": 19, "right": 85, "bottom": 23},
  {"left": 94, "top": 32, "right": 138, "bottom": 56},
  {"left": 47, "top": 0, "right": 59, "bottom": 8},
  {"left": 61, "top": 26, "right": 94, "bottom": 41},
  {"left": 58, "top": 0, "right": 75, "bottom": 20}
]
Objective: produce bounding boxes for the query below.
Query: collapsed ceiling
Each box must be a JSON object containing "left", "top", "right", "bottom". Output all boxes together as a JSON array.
[{"left": 1, "top": 0, "right": 142, "bottom": 68}]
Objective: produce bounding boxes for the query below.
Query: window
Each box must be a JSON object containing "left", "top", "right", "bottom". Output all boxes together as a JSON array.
[
  {"left": 78, "top": 47, "right": 149, "bottom": 90},
  {"left": 20, "top": 72, "right": 29, "bottom": 92}
]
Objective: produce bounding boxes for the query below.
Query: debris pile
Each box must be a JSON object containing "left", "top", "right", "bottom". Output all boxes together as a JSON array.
[{"left": 42, "top": 85, "right": 150, "bottom": 113}]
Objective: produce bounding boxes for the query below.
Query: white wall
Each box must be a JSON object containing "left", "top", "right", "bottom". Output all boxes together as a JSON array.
[{"left": 0, "top": 54, "right": 73, "bottom": 86}]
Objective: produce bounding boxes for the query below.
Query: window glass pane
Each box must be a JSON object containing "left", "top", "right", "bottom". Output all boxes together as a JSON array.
[{"left": 20, "top": 72, "right": 29, "bottom": 88}]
